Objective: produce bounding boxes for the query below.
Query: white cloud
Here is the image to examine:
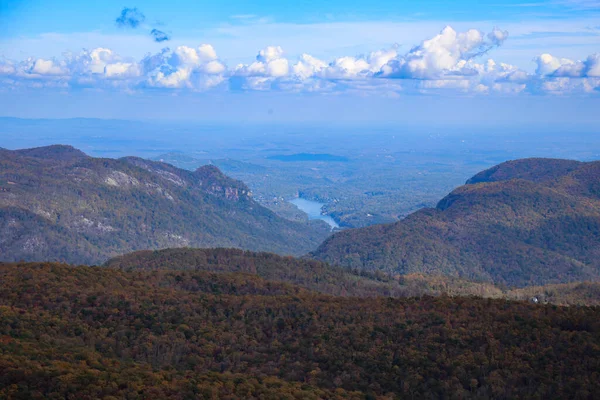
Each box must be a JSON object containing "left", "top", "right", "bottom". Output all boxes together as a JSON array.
[
  {"left": 235, "top": 45, "right": 290, "bottom": 78},
  {"left": 257, "top": 46, "right": 284, "bottom": 63},
  {"left": 266, "top": 57, "right": 289, "bottom": 77},
  {"left": 535, "top": 53, "right": 576, "bottom": 75},
  {"left": 198, "top": 44, "right": 219, "bottom": 61},
  {"left": 292, "top": 54, "right": 328, "bottom": 79},
  {"left": 31, "top": 59, "right": 66, "bottom": 75},
  {"left": 535, "top": 52, "right": 600, "bottom": 80},
  {"left": 327, "top": 56, "right": 371, "bottom": 78},
  {"left": 379, "top": 26, "right": 508, "bottom": 79},
  {"left": 204, "top": 60, "right": 226, "bottom": 74},
  {"left": 0, "top": 25, "right": 598, "bottom": 96},
  {"left": 104, "top": 62, "right": 140, "bottom": 78},
  {"left": 144, "top": 44, "right": 227, "bottom": 88},
  {"left": 151, "top": 68, "right": 192, "bottom": 88}
]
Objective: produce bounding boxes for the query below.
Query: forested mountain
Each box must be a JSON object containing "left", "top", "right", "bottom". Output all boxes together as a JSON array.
[
  {"left": 1, "top": 261, "right": 599, "bottom": 399},
  {"left": 104, "top": 247, "right": 508, "bottom": 299},
  {"left": 312, "top": 158, "right": 600, "bottom": 287},
  {"left": 0, "top": 145, "right": 330, "bottom": 264},
  {"left": 106, "top": 247, "right": 600, "bottom": 305}
]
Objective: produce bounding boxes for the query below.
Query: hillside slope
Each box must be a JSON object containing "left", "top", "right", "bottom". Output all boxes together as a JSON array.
[
  {"left": 105, "top": 247, "right": 511, "bottom": 299},
  {"left": 312, "top": 158, "right": 600, "bottom": 287},
  {"left": 106, "top": 247, "right": 600, "bottom": 305},
  {"left": 1, "top": 261, "right": 599, "bottom": 399},
  {"left": 0, "top": 145, "right": 330, "bottom": 264}
]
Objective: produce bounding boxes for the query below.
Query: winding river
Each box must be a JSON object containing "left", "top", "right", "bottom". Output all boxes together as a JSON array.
[{"left": 289, "top": 198, "right": 339, "bottom": 230}]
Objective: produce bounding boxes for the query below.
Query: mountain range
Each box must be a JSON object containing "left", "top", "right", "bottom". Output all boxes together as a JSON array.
[
  {"left": 2, "top": 146, "right": 600, "bottom": 289},
  {"left": 2, "top": 150, "right": 600, "bottom": 398},
  {"left": 312, "top": 158, "right": 600, "bottom": 287},
  {"left": 0, "top": 145, "right": 329, "bottom": 264}
]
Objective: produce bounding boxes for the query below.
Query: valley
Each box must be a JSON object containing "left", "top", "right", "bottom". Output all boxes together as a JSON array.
[
  {"left": 3, "top": 118, "right": 599, "bottom": 230},
  {"left": 1, "top": 128, "right": 599, "bottom": 399}
]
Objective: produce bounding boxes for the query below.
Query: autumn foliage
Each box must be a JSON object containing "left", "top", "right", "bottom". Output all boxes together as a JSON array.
[{"left": 1, "top": 261, "right": 599, "bottom": 399}]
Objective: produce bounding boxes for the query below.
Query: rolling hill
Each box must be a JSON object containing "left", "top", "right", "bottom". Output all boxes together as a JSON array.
[
  {"left": 105, "top": 247, "right": 600, "bottom": 305},
  {"left": 104, "top": 247, "right": 509, "bottom": 299},
  {"left": 0, "top": 145, "right": 330, "bottom": 264},
  {"left": 312, "top": 158, "right": 600, "bottom": 287}
]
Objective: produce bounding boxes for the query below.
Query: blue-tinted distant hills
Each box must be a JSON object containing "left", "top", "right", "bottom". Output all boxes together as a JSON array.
[{"left": 267, "top": 153, "right": 349, "bottom": 162}]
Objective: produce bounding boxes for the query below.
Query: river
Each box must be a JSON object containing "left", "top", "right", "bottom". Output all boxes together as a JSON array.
[{"left": 289, "top": 198, "right": 339, "bottom": 230}]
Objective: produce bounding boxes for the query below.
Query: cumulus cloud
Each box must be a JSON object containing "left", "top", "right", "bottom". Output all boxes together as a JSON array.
[
  {"left": 115, "top": 7, "right": 146, "bottom": 29},
  {"left": 535, "top": 53, "right": 600, "bottom": 78},
  {"left": 535, "top": 54, "right": 576, "bottom": 76},
  {"left": 144, "top": 44, "right": 226, "bottom": 88},
  {"left": 150, "top": 29, "right": 171, "bottom": 43},
  {"left": 104, "top": 62, "right": 141, "bottom": 78},
  {"left": 31, "top": 59, "right": 67, "bottom": 76},
  {"left": 379, "top": 26, "right": 508, "bottom": 79},
  {"left": 235, "top": 46, "right": 289, "bottom": 78},
  {"left": 292, "top": 54, "right": 328, "bottom": 79},
  {"left": 0, "top": 25, "right": 598, "bottom": 96}
]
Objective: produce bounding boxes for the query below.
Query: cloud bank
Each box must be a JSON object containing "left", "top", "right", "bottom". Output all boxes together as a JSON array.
[{"left": 0, "top": 26, "right": 598, "bottom": 96}]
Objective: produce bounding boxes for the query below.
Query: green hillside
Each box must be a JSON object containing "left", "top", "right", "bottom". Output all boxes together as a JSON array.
[{"left": 312, "top": 158, "right": 600, "bottom": 287}]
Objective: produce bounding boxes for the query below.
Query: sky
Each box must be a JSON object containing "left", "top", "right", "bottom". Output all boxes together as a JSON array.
[{"left": 0, "top": 0, "right": 599, "bottom": 123}]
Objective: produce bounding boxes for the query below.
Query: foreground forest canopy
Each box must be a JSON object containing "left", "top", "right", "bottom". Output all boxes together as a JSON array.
[
  {"left": 1, "top": 261, "right": 599, "bottom": 399},
  {"left": 313, "top": 158, "right": 600, "bottom": 287},
  {"left": 0, "top": 145, "right": 330, "bottom": 264}
]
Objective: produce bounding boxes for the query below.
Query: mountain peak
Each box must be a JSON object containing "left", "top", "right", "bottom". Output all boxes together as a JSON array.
[
  {"left": 0, "top": 146, "right": 328, "bottom": 264},
  {"left": 195, "top": 164, "right": 246, "bottom": 187},
  {"left": 195, "top": 164, "right": 224, "bottom": 176},
  {"left": 466, "top": 158, "right": 582, "bottom": 185},
  {"left": 313, "top": 157, "right": 600, "bottom": 287},
  {"left": 14, "top": 145, "right": 88, "bottom": 161}
]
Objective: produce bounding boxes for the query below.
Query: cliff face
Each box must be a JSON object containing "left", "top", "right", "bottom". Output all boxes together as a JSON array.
[{"left": 0, "top": 146, "right": 330, "bottom": 264}]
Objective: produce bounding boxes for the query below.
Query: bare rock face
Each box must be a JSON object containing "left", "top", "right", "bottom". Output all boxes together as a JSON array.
[{"left": 104, "top": 170, "right": 141, "bottom": 188}]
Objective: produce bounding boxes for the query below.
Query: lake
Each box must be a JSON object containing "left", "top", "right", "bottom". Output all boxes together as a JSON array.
[{"left": 289, "top": 198, "right": 339, "bottom": 230}]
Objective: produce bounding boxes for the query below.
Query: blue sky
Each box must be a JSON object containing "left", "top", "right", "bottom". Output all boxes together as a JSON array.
[{"left": 0, "top": 0, "right": 599, "bottom": 122}]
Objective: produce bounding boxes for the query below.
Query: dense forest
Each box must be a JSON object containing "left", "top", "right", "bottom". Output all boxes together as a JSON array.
[
  {"left": 0, "top": 145, "right": 330, "bottom": 264},
  {"left": 313, "top": 158, "right": 600, "bottom": 287},
  {"left": 1, "top": 261, "right": 599, "bottom": 399},
  {"left": 105, "top": 247, "right": 600, "bottom": 305}
]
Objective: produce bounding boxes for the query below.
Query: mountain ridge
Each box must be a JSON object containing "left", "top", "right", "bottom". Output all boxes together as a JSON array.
[
  {"left": 0, "top": 145, "right": 330, "bottom": 264},
  {"left": 104, "top": 246, "right": 600, "bottom": 305},
  {"left": 312, "top": 158, "right": 600, "bottom": 287}
]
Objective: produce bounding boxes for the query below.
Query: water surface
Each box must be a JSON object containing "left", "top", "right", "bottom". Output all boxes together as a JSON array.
[{"left": 289, "top": 198, "right": 339, "bottom": 229}]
